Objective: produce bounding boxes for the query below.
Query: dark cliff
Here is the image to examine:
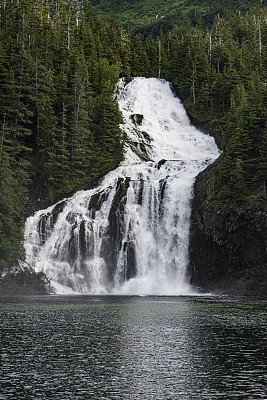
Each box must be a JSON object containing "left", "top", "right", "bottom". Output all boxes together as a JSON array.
[{"left": 189, "top": 162, "right": 267, "bottom": 295}]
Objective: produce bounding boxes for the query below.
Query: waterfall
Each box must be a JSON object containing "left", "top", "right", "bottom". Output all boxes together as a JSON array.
[{"left": 24, "top": 78, "right": 220, "bottom": 295}]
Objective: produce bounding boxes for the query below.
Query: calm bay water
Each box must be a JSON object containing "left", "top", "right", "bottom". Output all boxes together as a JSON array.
[{"left": 0, "top": 295, "right": 266, "bottom": 400}]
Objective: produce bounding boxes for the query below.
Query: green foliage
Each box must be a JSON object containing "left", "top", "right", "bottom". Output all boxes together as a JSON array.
[
  {"left": 163, "top": 6, "right": 267, "bottom": 208},
  {"left": 0, "top": 0, "right": 127, "bottom": 269},
  {"left": 0, "top": 0, "right": 266, "bottom": 270},
  {"left": 213, "top": 78, "right": 267, "bottom": 207},
  {"left": 90, "top": 0, "right": 262, "bottom": 36}
]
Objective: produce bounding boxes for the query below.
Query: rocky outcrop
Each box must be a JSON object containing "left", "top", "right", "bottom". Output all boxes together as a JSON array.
[
  {"left": 0, "top": 268, "right": 51, "bottom": 295},
  {"left": 189, "top": 162, "right": 267, "bottom": 295},
  {"left": 100, "top": 177, "right": 137, "bottom": 283}
]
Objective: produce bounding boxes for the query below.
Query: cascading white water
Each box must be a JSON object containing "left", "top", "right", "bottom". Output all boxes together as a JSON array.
[{"left": 24, "top": 78, "right": 220, "bottom": 295}]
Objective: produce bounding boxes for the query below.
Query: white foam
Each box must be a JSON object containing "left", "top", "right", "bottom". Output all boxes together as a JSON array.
[{"left": 24, "top": 78, "right": 220, "bottom": 295}]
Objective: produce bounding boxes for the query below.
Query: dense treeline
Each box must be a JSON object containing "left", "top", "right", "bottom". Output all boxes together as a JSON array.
[
  {"left": 91, "top": 0, "right": 261, "bottom": 36},
  {"left": 118, "top": 6, "right": 266, "bottom": 209},
  {"left": 0, "top": 0, "right": 130, "bottom": 268},
  {"left": 0, "top": 0, "right": 266, "bottom": 270},
  {"left": 163, "top": 7, "right": 266, "bottom": 208}
]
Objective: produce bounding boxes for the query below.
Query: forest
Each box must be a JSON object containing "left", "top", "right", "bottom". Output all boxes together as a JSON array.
[
  {"left": 91, "top": 0, "right": 262, "bottom": 36},
  {"left": 0, "top": 0, "right": 266, "bottom": 271}
]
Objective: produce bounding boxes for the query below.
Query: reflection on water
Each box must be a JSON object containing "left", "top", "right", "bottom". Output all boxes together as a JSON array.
[{"left": 0, "top": 296, "right": 266, "bottom": 400}]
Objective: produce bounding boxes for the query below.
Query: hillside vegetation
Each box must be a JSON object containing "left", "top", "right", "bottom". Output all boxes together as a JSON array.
[
  {"left": 0, "top": 0, "right": 126, "bottom": 268},
  {"left": 0, "top": 0, "right": 266, "bottom": 273},
  {"left": 163, "top": 7, "right": 267, "bottom": 209},
  {"left": 91, "top": 0, "right": 262, "bottom": 35}
]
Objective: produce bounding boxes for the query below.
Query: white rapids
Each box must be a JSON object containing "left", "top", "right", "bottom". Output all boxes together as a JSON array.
[{"left": 24, "top": 77, "right": 220, "bottom": 295}]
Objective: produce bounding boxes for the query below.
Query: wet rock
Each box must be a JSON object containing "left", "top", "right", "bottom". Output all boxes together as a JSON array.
[
  {"left": 130, "top": 114, "right": 144, "bottom": 126},
  {"left": 38, "top": 200, "right": 67, "bottom": 245},
  {"left": 88, "top": 188, "right": 111, "bottom": 218},
  {"left": 141, "top": 131, "right": 150, "bottom": 141},
  {"left": 0, "top": 268, "right": 50, "bottom": 295},
  {"left": 157, "top": 159, "right": 166, "bottom": 169},
  {"left": 79, "top": 220, "right": 86, "bottom": 260},
  {"left": 128, "top": 140, "right": 152, "bottom": 161},
  {"left": 124, "top": 240, "right": 137, "bottom": 280},
  {"left": 118, "top": 65, "right": 132, "bottom": 83},
  {"left": 100, "top": 177, "right": 137, "bottom": 283},
  {"left": 189, "top": 162, "right": 267, "bottom": 295}
]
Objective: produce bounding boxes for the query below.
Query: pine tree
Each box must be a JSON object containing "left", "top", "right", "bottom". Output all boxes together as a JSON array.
[{"left": 92, "top": 86, "right": 124, "bottom": 177}]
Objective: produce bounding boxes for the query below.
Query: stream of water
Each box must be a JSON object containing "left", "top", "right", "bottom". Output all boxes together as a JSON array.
[{"left": 24, "top": 78, "right": 219, "bottom": 295}]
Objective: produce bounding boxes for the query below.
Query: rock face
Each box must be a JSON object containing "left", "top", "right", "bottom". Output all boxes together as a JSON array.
[
  {"left": 0, "top": 269, "right": 50, "bottom": 295},
  {"left": 189, "top": 162, "right": 267, "bottom": 295}
]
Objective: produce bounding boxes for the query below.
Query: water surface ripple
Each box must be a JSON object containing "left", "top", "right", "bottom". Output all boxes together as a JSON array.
[{"left": 0, "top": 296, "right": 266, "bottom": 399}]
